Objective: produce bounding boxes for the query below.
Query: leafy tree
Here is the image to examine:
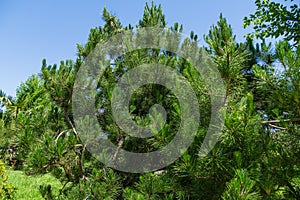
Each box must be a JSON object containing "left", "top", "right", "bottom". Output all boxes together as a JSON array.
[{"left": 243, "top": 0, "right": 300, "bottom": 44}]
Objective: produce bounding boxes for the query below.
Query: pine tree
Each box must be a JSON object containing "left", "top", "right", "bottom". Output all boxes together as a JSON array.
[{"left": 1, "top": 1, "right": 299, "bottom": 199}]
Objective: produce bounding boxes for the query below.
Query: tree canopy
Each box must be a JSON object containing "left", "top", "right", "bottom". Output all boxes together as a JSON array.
[{"left": 243, "top": 0, "right": 299, "bottom": 44}]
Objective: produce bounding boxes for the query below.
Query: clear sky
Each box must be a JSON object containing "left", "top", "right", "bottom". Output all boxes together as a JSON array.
[{"left": 0, "top": 0, "right": 256, "bottom": 97}]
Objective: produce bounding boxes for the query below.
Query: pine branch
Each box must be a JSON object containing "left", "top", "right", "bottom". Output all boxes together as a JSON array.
[
  {"left": 63, "top": 108, "right": 79, "bottom": 140},
  {"left": 110, "top": 136, "right": 125, "bottom": 163},
  {"left": 262, "top": 117, "right": 300, "bottom": 124},
  {"left": 55, "top": 130, "right": 69, "bottom": 143}
]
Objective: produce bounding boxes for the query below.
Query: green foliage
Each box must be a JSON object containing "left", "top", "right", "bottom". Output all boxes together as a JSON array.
[
  {"left": 221, "top": 169, "right": 261, "bottom": 200},
  {"left": 0, "top": 161, "right": 15, "bottom": 200},
  {"left": 123, "top": 173, "right": 173, "bottom": 200},
  {"left": 204, "top": 14, "right": 250, "bottom": 104},
  {"left": 6, "top": 169, "right": 61, "bottom": 200},
  {"left": 139, "top": 1, "right": 166, "bottom": 28},
  {"left": 53, "top": 168, "right": 121, "bottom": 200},
  {"left": 0, "top": 1, "right": 299, "bottom": 199},
  {"left": 250, "top": 39, "right": 300, "bottom": 200},
  {"left": 244, "top": 0, "right": 299, "bottom": 44}
]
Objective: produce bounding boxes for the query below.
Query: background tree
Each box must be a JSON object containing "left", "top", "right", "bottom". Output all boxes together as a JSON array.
[{"left": 243, "top": 0, "right": 299, "bottom": 44}]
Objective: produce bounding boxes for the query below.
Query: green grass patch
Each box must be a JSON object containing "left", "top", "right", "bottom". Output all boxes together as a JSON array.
[{"left": 6, "top": 169, "right": 62, "bottom": 200}]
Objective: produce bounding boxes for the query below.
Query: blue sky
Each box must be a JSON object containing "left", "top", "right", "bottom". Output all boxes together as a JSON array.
[{"left": 0, "top": 0, "right": 256, "bottom": 97}]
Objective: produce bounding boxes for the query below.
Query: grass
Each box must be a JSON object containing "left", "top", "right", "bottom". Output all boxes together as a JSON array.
[{"left": 6, "top": 169, "right": 62, "bottom": 200}]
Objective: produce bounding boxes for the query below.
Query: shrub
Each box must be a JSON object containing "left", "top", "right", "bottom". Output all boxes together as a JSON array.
[{"left": 0, "top": 160, "right": 15, "bottom": 200}]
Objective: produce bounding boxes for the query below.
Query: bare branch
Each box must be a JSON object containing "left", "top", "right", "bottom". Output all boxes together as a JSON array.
[
  {"left": 266, "top": 123, "right": 287, "bottom": 130},
  {"left": 110, "top": 136, "right": 125, "bottom": 163},
  {"left": 262, "top": 118, "right": 300, "bottom": 125}
]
